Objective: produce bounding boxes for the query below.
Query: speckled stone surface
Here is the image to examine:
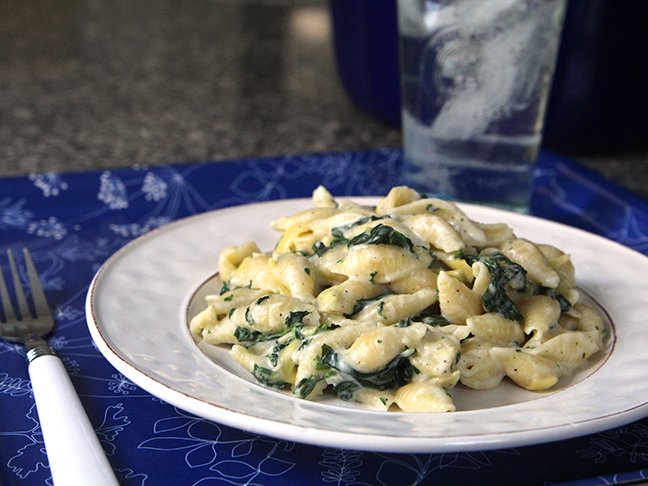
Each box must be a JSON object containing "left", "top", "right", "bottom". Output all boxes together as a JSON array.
[{"left": 1, "top": 0, "right": 647, "bottom": 199}]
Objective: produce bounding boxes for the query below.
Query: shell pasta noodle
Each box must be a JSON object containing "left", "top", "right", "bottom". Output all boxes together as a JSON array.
[{"left": 190, "top": 186, "right": 608, "bottom": 412}]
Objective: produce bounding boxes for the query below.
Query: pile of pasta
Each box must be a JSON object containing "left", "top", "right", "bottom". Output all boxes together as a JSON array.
[{"left": 190, "top": 186, "right": 606, "bottom": 412}]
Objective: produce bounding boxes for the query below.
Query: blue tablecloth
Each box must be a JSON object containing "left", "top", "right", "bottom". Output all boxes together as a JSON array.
[{"left": 1, "top": 149, "right": 647, "bottom": 485}]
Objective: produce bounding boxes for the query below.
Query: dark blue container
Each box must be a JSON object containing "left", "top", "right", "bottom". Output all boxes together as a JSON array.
[
  {"left": 543, "top": 0, "right": 648, "bottom": 151},
  {"left": 330, "top": 0, "right": 401, "bottom": 125},
  {"left": 330, "top": 0, "right": 648, "bottom": 152}
]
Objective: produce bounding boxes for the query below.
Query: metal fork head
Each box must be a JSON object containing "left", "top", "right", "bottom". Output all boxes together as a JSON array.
[{"left": 0, "top": 248, "right": 54, "bottom": 343}]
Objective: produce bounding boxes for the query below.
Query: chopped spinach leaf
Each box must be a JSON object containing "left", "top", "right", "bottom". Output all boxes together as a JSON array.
[
  {"left": 255, "top": 295, "right": 271, "bottom": 305},
  {"left": 219, "top": 280, "right": 232, "bottom": 295},
  {"left": 252, "top": 365, "right": 288, "bottom": 389},
  {"left": 317, "top": 344, "right": 416, "bottom": 391},
  {"left": 285, "top": 310, "right": 310, "bottom": 327},
  {"left": 463, "top": 252, "right": 526, "bottom": 321},
  {"left": 234, "top": 326, "right": 261, "bottom": 343},
  {"left": 350, "top": 294, "right": 390, "bottom": 316},
  {"left": 293, "top": 325, "right": 305, "bottom": 340},
  {"left": 377, "top": 301, "right": 386, "bottom": 319},
  {"left": 425, "top": 203, "right": 437, "bottom": 212},
  {"left": 312, "top": 241, "right": 328, "bottom": 257},
  {"left": 403, "top": 305, "right": 450, "bottom": 327},
  {"left": 334, "top": 215, "right": 385, "bottom": 234},
  {"left": 244, "top": 306, "right": 255, "bottom": 325},
  {"left": 235, "top": 310, "right": 311, "bottom": 345},
  {"left": 295, "top": 375, "right": 323, "bottom": 398},
  {"left": 321, "top": 217, "right": 387, "bottom": 252},
  {"left": 419, "top": 315, "right": 452, "bottom": 327},
  {"left": 312, "top": 221, "right": 413, "bottom": 256},
  {"left": 332, "top": 381, "right": 358, "bottom": 401},
  {"left": 347, "top": 224, "right": 414, "bottom": 252},
  {"left": 464, "top": 251, "right": 572, "bottom": 318},
  {"left": 529, "top": 283, "right": 572, "bottom": 312},
  {"left": 396, "top": 314, "right": 452, "bottom": 327},
  {"left": 268, "top": 341, "right": 290, "bottom": 367},
  {"left": 330, "top": 227, "right": 348, "bottom": 247},
  {"left": 554, "top": 294, "right": 571, "bottom": 312},
  {"left": 397, "top": 318, "right": 413, "bottom": 328}
]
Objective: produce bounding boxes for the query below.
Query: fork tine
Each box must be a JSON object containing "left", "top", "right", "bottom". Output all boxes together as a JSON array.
[
  {"left": 8, "top": 249, "right": 32, "bottom": 320},
  {"left": 23, "top": 248, "right": 51, "bottom": 318},
  {"left": 0, "top": 255, "right": 16, "bottom": 321}
]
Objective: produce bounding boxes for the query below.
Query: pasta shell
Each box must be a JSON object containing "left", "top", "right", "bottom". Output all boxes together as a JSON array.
[
  {"left": 467, "top": 312, "right": 524, "bottom": 344},
  {"left": 518, "top": 295, "right": 561, "bottom": 338},
  {"left": 219, "top": 241, "right": 260, "bottom": 281},
  {"left": 458, "top": 337, "right": 507, "bottom": 389},
  {"left": 395, "top": 382, "right": 456, "bottom": 412},
  {"left": 389, "top": 267, "right": 438, "bottom": 294},
  {"left": 500, "top": 239, "right": 560, "bottom": 288},
  {"left": 345, "top": 325, "right": 425, "bottom": 372},
  {"left": 490, "top": 348, "right": 559, "bottom": 390},
  {"left": 405, "top": 214, "right": 465, "bottom": 253},
  {"left": 375, "top": 186, "right": 421, "bottom": 214},
  {"left": 438, "top": 271, "right": 483, "bottom": 324}
]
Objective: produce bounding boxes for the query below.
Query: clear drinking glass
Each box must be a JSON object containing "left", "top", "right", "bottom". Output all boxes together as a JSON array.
[{"left": 398, "top": 0, "right": 566, "bottom": 212}]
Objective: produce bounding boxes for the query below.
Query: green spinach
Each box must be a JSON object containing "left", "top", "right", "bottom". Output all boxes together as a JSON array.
[
  {"left": 312, "top": 222, "right": 414, "bottom": 257},
  {"left": 317, "top": 344, "right": 417, "bottom": 391}
]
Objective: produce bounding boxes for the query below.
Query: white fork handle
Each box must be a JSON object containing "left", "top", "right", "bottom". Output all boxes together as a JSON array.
[{"left": 29, "top": 354, "right": 119, "bottom": 486}]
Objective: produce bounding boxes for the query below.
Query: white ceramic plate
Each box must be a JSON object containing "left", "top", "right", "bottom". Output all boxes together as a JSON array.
[{"left": 86, "top": 198, "right": 648, "bottom": 453}]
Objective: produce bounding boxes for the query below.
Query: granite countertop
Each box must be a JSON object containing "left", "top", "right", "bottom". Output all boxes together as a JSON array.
[{"left": 1, "top": 0, "right": 647, "bottom": 199}]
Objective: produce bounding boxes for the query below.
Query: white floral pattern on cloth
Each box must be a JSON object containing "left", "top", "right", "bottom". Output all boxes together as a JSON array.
[
  {"left": 108, "top": 374, "right": 138, "bottom": 395},
  {"left": 29, "top": 172, "right": 69, "bottom": 197},
  {"left": 0, "top": 403, "right": 145, "bottom": 485},
  {"left": 319, "top": 449, "right": 370, "bottom": 485},
  {"left": 578, "top": 424, "right": 648, "bottom": 465},
  {"left": 0, "top": 198, "right": 34, "bottom": 230},
  {"left": 109, "top": 216, "right": 171, "bottom": 238},
  {"left": 141, "top": 172, "right": 168, "bottom": 202},
  {"left": 98, "top": 171, "right": 129, "bottom": 210},
  {"left": 0, "top": 150, "right": 647, "bottom": 486},
  {"left": 138, "top": 407, "right": 296, "bottom": 485},
  {"left": 0, "top": 373, "right": 32, "bottom": 398},
  {"left": 372, "top": 450, "right": 521, "bottom": 486},
  {"left": 27, "top": 216, "right": 68, "bottom": 240}
]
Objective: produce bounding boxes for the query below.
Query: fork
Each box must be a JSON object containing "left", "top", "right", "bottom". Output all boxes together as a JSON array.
[{"left": 0, "top": 248, "right": 118, "bottom": 486}]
